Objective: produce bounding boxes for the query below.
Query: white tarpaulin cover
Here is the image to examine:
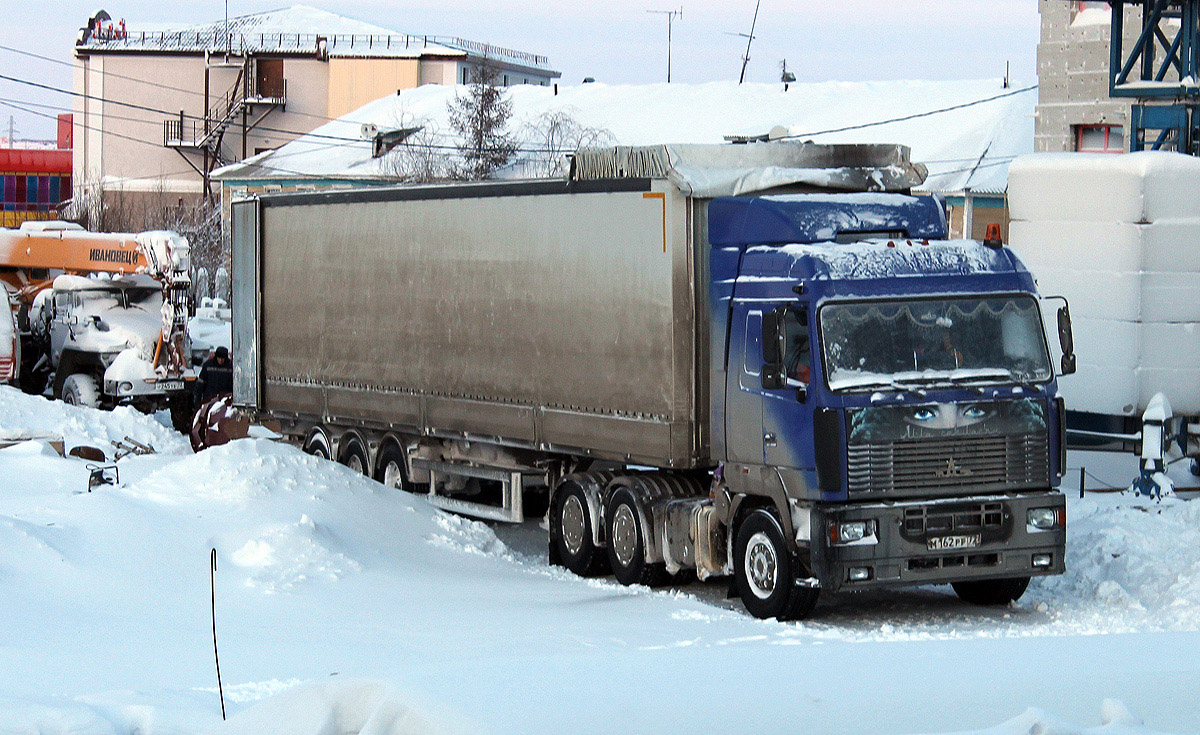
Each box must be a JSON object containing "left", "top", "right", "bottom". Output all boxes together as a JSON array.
[{"left": 569, "top": 142, "right": 928, "bottom": 198}]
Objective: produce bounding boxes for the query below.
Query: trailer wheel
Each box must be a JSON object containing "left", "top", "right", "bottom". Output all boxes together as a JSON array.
[
  {"left": 374, "top": 442, "right": 428, "bottom": 494},
  {"left": 303, "top": 431, "right": 331, "bottom": 460},
  {"left": 338, "top": 438, "right": 370, "bottom": 476},
  {"left": 605, "top": 488, "right": 669, "bottom": 587},
  {"left": 734, "top": 509, "right": 820, "bottom": 621},
  {"left": 550, "top": 481, "right": 608, "bottom": 577},
  {"left": 951, "top": 577, "right": 1030, "bottom": 606},
  {"left": 61, "top": 373, "right": 100, "bottom": 409}
]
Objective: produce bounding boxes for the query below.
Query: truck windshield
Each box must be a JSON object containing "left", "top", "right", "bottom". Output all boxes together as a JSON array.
[{"left": 820, "top": 295, "right": 1052, "bottom": 392}]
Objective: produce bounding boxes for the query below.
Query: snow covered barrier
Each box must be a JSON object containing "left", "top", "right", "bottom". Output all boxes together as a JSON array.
[{"left": 1008, "top": 152, "right": 1200, "bottom": 416}]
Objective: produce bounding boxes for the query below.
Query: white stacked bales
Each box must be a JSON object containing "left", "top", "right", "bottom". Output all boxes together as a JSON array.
[{"left": 1008, "top": 152, "right": 1200, "bottom": 418}]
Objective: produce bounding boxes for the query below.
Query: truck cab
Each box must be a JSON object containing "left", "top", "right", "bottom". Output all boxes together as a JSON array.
[
  {"left": 711, "top": 193, "right": 1069, "bottom": 617},
  {"left": 32, "top": 274, "right": 192, "bottom": 412}
]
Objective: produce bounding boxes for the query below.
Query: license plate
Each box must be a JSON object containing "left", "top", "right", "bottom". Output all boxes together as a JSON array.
[
  {"left": 927, "top": 534, "right": 981, "bottom": 551},
  {"left": 157, "top": 380, "right": 185, "bottom": 392}
]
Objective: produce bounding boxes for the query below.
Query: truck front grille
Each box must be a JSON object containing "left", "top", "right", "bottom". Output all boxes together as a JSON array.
[{"left": 847, "top": 433, "right": 1048, "bottom": 496}]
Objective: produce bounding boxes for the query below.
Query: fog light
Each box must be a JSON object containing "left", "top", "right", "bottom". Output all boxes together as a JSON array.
[
  {"left": 1027, "top": 508, "right": 1063, "bottom": 530},
  {"left": 849, "top": 567, "right": 872, "bottom": 582},
  {"left": 119, "top": 381, "right": 134, "bottom": 394},
  {"left": 1032, "top": 553, "right": 1052, "bottom": 568}
]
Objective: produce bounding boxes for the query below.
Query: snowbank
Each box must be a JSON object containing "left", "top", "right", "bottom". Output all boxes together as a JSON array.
[
  {"left": 0, "top": 385, "right": 188, "bottom": 454},
  {"left": 0, "top": 387, "right": 1198, "bottom": 734}
]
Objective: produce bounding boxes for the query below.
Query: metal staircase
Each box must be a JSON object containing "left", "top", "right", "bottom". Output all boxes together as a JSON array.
[{"left": 163, "top": 59, "right": 285, "bottom": 190}]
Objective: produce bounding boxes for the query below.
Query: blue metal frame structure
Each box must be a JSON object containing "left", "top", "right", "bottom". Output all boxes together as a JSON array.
[{"left": 1110, "top": 0, "right": 1200, "bottom": 151}]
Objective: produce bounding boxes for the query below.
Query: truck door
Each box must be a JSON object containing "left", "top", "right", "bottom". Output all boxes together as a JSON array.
[
  {"left": 724, "top": 303, "right": 765, "bottom": 464},
  {"left": 48, "top": 291, "right": 74, "bottom": 366},
  {"left": 762, "top": 304, "right": 815, "bottom": 471}
]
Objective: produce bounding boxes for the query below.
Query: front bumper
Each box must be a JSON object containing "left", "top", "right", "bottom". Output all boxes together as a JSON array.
[
  {"left": 810, "top": 492, "right": 1065, "bottom": 592},
  {"left": 104, "top": 376, "right": 194, "bottom": 399}
]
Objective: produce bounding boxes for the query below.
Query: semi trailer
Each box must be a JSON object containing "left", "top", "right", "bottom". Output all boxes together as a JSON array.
[{"left": 231, "top": 142, "right": 1072, "bottom": 619}]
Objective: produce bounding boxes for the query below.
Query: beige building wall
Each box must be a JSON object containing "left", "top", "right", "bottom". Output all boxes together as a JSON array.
[
  {"left": 73, "top": 53, "right": 335, "bottom": 198},
  {"left": 420, "top": 59, "right": 461, "bottom": 86},
  {"left": 1036, "top": 0, "right": 1140, "bottom": 152},
  {"left": 327, "top": 58, "right": 421, "bottom": 119}
]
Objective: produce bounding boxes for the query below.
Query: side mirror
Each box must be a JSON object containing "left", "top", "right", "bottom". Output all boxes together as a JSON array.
[
  {"left": 1056, "top": 304, "right": 1077, "bottom": 376},
  {"left": 1061, "top": 353, "right": 1077, "bottom": 375},
  {"left": 761, "top": 363, "right": 786, "bottom": 390}
]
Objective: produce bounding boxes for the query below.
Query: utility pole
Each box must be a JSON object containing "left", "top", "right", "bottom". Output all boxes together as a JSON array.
[
  {"left": 647, "top": 8, "right": 682, "bottom": 83},
  {"left": 737, "top": 0, "right": 762, "bottom": 84},
  {"left": 7, "top": 116, "right": 14, "bottom": 147}
]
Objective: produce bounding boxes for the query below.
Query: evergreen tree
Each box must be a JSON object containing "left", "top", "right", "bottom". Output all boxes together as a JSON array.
[{"left": 448, "top": 58, "right": 517, "bottom": 179}]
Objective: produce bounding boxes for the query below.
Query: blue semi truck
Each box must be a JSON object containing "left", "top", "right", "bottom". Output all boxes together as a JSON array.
[{"left": 232, "top": 142, "right": 1072, "bottom": 619}]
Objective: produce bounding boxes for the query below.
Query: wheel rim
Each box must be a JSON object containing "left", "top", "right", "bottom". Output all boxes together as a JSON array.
[
  {"left": 744, "top": 531, "right": 778, "bottom": 600},
  {"left": 346, "top": 452, "right": 365, "bottom": 475},
  {"left": 382, "top": 460, "right": 404, "bottom": 489},
  {"left": 561, "top": 495, "right": 587, "bottom": 555},
  {"left": 611, "top": 503, "right": 638, "bottom": 567}
]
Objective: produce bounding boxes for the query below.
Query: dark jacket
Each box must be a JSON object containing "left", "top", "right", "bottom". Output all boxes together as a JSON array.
[{"left": 199, "top": 356, "right": 233, "bottom": 400}]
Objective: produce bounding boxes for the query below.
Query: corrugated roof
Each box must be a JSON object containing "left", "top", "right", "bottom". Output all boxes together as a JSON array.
[
  {"left": 0, "top": 148, "right": 72, "bottom": 174},
  {"left": 77, "top": 5, "right": 553, "bottom": 70}
]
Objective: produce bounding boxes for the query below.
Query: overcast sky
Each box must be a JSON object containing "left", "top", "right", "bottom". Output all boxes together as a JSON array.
[{"left": 2, "top": 0, "right": 1039, "bottom": 141}]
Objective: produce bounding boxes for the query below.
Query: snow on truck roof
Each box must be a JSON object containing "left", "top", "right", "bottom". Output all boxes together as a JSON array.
[
  {"left": 51, "top": 274, "right": 160, "bottom": 291},
  {"left": 215, "top": 78, "right": 1032, "bottom": 197},
  {"left": 756, "top": 239, "right": 1021, "bottom": 282}
]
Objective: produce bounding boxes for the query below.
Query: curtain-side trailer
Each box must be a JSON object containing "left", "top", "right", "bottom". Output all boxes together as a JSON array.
[{"left": 232, "top": 143, "right": 1072, "bottom": 619}]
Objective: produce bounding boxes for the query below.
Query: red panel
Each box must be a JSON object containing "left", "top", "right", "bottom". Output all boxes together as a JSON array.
[
  {"left": 0, "top": 148, "right": 72, "bottom": 175},
  {"left": 57, "top": 114, "right": 73, "bottom": 150}
]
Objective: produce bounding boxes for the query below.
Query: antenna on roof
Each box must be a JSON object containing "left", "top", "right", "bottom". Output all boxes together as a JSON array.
[
  {"left": 1004, "top": 60, "right": 1010, "bottom": 89},
  {"left": 735, "top": 0, "right": 761, "bottom": 84},
  {"left": 225, "top": 0, "right": 230, "bottom": 55},
  {"left": 647, "top": 7, "right": 682, "bottom": 83}
]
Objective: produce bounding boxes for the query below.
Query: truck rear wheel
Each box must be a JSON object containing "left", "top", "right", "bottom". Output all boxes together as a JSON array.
[
  {"left": 951, "top": 577, "right": 1030, "bottom": 606},
  {"left": 550, "top": 481, "right": 608, "bottom": 577},
  {"left": 61, "top": 374, "right": 100, "bottom": 409},
  {"left": 338, "top": 438, "right": 370, "bottom": 476},
  {"left": 605, "top": 488, "right": 669, "bottom": 587},
  {"left": 374, "top": 442, "right": 428, "bottom": 494},
  {"left": 734, "top": 509, "right": 820, "bottom": 621},
  {"left": 303, "top": 431, "right": 331, "bottom": 460}
]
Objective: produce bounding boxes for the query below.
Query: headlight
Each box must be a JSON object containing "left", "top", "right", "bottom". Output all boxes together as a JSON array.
[
  {"left": 830, "top": 520, "right": 877, "bottom": 545},
  {"left": 119, "top": 381, "right": 134, "bottom": 394},
  {"left": 1027, "top": 507, "right": 1063, "bottom": 530}
]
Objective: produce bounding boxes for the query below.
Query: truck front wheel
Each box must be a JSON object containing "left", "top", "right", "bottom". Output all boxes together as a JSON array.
[
  {"left": 61, "top": 374, "right": 101, "bottom": 409},
  {"left": 734, "top": 509, "right": 820, "bottom": 621},
  {"left": 951, "top": 577, "right": 1030, "bottom": 606}
]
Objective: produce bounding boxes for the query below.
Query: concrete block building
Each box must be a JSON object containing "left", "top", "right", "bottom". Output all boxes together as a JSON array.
[
  {"left": 1036, "top": 1, "right": 1141, "bottom": 153},
  {"left": 72, "top": 5, "right": 559, "bottom": 204}
]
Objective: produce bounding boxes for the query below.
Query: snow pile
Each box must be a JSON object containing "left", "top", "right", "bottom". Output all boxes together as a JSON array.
[
  {"left": 0, "top": 385, "right": 188, "bottom": 453},
  {"left": 1008, "top": 152, "right": 1200, "bottom": 416},
  {"left": 215, "top": 78, "right": 1033, "bottom": 196}
]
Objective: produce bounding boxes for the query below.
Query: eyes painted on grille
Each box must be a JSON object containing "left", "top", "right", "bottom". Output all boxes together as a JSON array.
[{"left": 903, "top": 403, "right": 994, "bottom": 430}]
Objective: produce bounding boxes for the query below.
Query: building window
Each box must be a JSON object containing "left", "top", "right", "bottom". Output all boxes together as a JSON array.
[
  {"left": 461, "top": 67, "right": 469, "bottom": 85},
  {"left": 1075, "top": 124, "right": 1125, "bottom": 152},
  {"left": 1072, "top": 1, "right": 1111, "bottom": 26}
]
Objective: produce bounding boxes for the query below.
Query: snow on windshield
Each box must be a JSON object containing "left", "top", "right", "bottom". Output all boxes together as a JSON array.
[{"left": 821, "top": 296, "right": 1052, "bottom": 391}]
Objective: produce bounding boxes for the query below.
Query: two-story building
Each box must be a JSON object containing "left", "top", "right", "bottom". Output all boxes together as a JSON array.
[{"left": 72, "top": 5, "right": 559, "bottom": 206}]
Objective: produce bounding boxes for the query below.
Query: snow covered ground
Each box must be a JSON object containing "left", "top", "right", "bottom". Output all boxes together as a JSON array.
[{"left": 0, "top": 386, "right": 1198, "bottom": 735}]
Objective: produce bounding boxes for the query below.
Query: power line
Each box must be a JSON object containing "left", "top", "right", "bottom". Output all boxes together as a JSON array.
[
  {"left": 777, "top": 84, "right": 1038, "bottom": 140},
  {"left": 0, "top": 71, "right": 569, "bottom": 154}
]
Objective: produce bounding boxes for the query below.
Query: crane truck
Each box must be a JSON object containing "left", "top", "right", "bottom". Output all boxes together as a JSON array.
[
  {"left": 230, "top": 142, "right": 1073, "bottom": 619},
  {"left": 0, "top": 221, "right": 195, "bottom": 427}
]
